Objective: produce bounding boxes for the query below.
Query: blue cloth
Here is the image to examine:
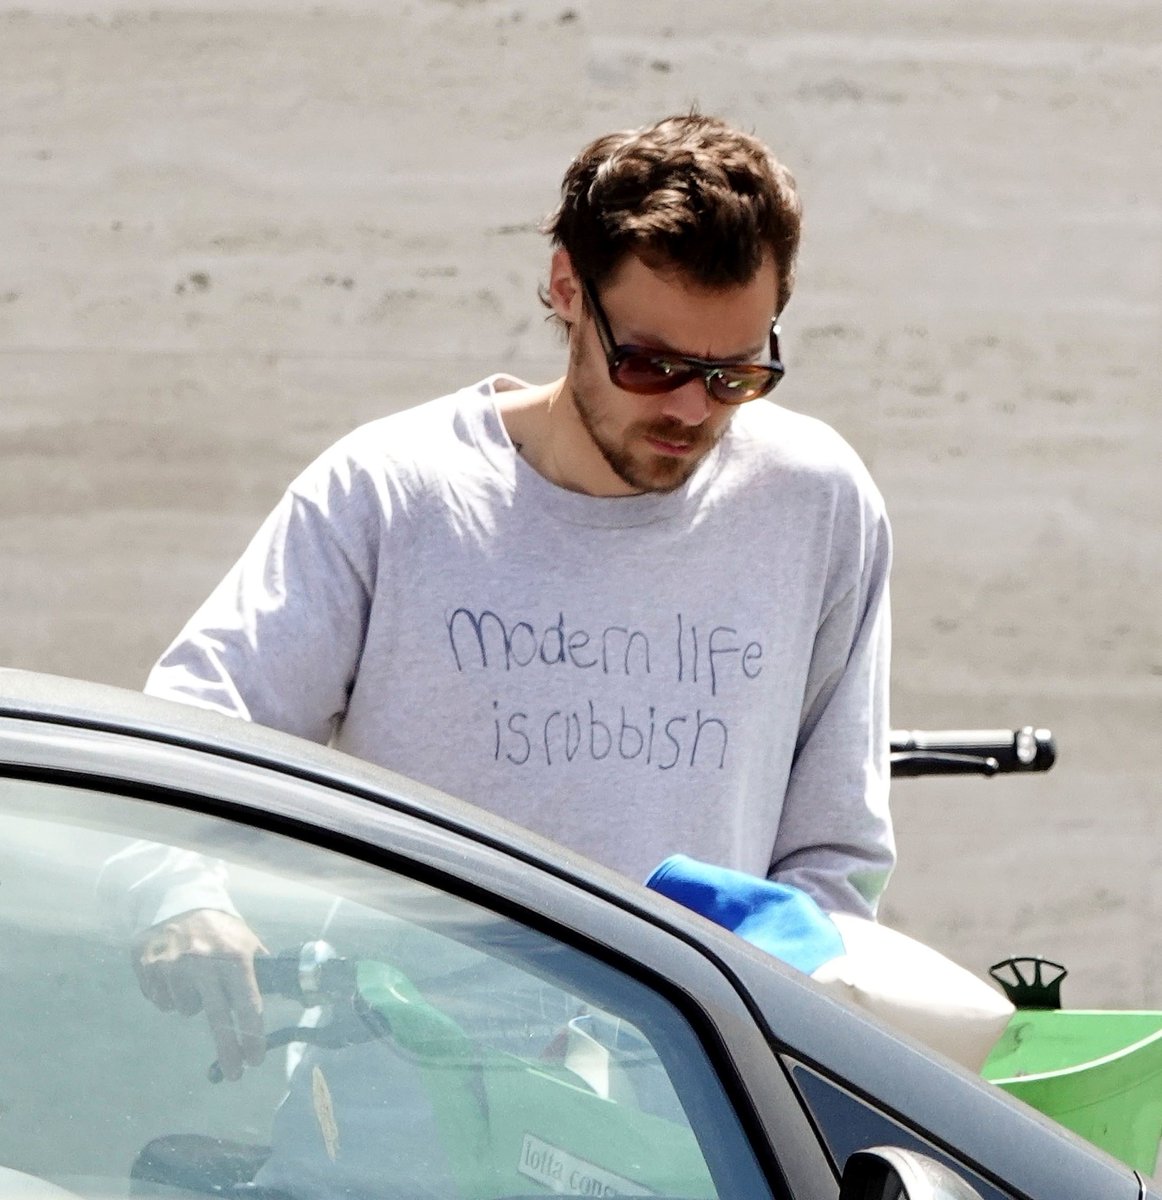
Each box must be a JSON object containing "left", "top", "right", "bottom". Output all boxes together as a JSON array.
[{"left": 645, "top": 854, "right": 846, "bottom": 976}]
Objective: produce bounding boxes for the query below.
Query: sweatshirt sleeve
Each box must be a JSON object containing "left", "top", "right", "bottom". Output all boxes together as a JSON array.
[
  {"left": 96, "top": 841, "right": 242, "bottom": 936},
  {"left": 766, "top": 486, "right": 895, "bottom": 919},
  {"left": 146, "top": 450, "right": 376, "bottom": 738},
  {"left": 108, "top": 447, "right": 378, "bottom": 934}
]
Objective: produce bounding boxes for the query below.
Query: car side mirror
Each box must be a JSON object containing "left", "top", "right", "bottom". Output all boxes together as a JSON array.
[{"left": 839, "top": 1146, "right": 984, "bottom": 1200}]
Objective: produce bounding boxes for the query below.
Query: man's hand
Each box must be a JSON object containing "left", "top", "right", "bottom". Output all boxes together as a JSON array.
[{"left": 133, "top": 909, "right": 269, "bottom": 1081}]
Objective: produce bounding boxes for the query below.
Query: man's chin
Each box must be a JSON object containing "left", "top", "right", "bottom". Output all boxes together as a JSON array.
[{"left": 617, "top": 449, "right": 705, "bottom": 494}]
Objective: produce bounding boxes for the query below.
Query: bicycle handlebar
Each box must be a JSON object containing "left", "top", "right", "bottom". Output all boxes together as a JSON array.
[
  {"left": 209, "top": 943, "right": 371, "bottom": 1081},
  {"left": 889, "top": 726, "right": 1056, "bottom": 778},
  {"left": 253, "top": 940, "right": 356, "bottom": 1006},
  {"left": 214, "top": 726, "right": 1058, "bottom": 1075}
]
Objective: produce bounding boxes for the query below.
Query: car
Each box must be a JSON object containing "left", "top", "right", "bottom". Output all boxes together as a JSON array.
[{"left": 0, "top": 668, "right": 1151, "bottom": 1200}]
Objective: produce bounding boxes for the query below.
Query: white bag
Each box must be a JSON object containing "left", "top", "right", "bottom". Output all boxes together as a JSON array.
[{"left": 812, "top": 913, "right": 1013, "bottom": 1071}]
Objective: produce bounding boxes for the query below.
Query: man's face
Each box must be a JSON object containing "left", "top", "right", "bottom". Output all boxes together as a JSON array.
[{"left": 562, "top": 253, "right": 780, "bottom": 495}]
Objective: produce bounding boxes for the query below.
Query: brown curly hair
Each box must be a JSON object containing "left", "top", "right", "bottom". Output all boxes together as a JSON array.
[{"left": 542, "top": 113, "right": 802, "bottom": 315}]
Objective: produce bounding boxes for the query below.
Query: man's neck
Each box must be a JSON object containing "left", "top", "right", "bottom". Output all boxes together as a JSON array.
[{"left": 496, "top": 380, "right": 637, "bottom": 498}]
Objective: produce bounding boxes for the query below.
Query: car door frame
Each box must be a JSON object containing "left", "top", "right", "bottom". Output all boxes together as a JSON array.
[{"left": 0, "top": 711, "right": 837, "bottom": 1200}]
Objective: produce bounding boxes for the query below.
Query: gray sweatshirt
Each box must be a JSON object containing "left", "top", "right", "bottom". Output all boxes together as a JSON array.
[{"left": 142, "top": 376, "right": 894, "bottom": 917}]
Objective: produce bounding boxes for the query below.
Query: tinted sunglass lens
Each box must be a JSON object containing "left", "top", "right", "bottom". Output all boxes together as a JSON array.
[
  {"left": 612, "top": 355, "right": 692, "bottom": 395},
  {"left": 707, "top": 369, "right": 778, "bottom": 404}
]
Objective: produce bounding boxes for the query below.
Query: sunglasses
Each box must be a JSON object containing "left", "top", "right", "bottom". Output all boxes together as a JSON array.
[{"left": 582, "top": 279, "right": 784, "bottom": 405}]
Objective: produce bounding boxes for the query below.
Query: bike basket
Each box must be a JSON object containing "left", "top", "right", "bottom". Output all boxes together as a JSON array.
[{"left": 982, "top": 1010, "right": 1162, "bottom": 1176}]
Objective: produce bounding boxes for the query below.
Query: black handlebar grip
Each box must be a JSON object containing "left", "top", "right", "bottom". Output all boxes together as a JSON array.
[{"left": 889, "top": 726, "right": 1056, "bottom": 775}]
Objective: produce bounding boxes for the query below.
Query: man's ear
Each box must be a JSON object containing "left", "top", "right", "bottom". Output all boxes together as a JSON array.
[{"left": 546, "top": 248, "right": 583, "bottom": 325}]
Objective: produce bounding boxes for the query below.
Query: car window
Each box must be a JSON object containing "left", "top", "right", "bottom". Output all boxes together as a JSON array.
[{"left": 0, "top": 775, "right": 774, "bottom": 1200}]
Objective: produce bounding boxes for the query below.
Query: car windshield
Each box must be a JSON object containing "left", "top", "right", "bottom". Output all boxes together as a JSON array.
[{"left": 0, "top": 774, "right": 772, "bottom": 1200}]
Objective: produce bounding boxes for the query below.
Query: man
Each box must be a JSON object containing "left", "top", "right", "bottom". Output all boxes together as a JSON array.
[{"left": 124, "top": 112, "right": 894, "bottom": 1083}]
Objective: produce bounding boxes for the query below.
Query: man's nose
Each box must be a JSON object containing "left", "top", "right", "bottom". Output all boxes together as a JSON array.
[{"left": 658, "top": 377, "right": 713, "bottom": 426}]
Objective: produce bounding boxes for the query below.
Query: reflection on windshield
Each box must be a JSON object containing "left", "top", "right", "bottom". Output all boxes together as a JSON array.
[{"left": 0, "top": 778, "right": 768, "bottom": 1200}]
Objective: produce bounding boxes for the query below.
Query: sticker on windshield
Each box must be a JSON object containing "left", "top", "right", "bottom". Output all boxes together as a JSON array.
[{"left": 518, "top": 1133, "right": 653, "bottom": 1197}]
